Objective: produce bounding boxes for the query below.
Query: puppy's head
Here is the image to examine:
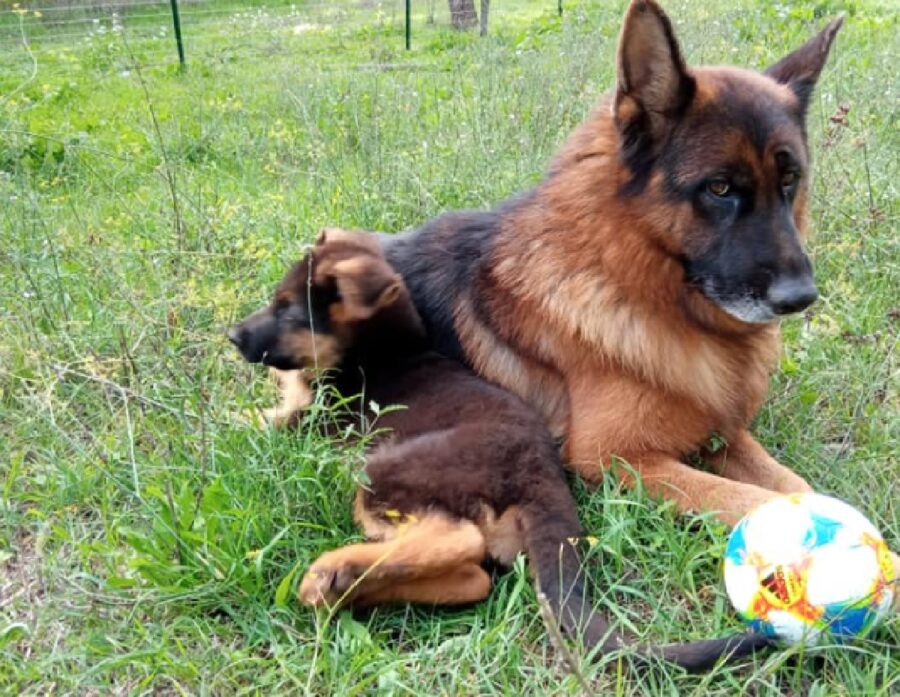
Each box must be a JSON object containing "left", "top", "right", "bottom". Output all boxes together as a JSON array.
[
  {"left": 612, "top": 1, "right": 842, "bottom": 324},
  {"left": 228, "top": 229, "right": 404, "bottom": 371}
]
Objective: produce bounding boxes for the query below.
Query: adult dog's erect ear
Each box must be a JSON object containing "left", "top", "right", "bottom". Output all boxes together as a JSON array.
[
  {"left": 765, "top": 16, "right": 844, "bottom": 115},
  {"left": 614, "top": 0, "right": 695, "bottom": 158}
]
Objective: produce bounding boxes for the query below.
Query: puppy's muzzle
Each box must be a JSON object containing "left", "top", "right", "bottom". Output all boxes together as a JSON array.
[
  {"left": 228, "top": 308, "right": 277, "bottom": 364},
  {"left": 227, "top": 323, "right": 262, "bottom": 363},
  {"left": 226, "top": 324, "right": 243, "bottom": 347}
]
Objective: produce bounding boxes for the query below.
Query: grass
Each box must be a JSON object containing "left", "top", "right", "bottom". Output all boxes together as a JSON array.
[{"left": 1, "top": 0, "right": 898, "bottom": 693}]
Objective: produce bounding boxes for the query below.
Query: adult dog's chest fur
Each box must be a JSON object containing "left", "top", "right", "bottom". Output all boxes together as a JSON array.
[{"left": 464, "top": 232, "right": 781, "bottom": 455}]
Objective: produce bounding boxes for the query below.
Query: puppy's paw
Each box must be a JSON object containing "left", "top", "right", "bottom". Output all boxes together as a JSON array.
[
  {"left": 259, "top": 407, "right": 285, "bottom": 427},
  {"left": 298, "top": 567, "right": 339, "bottom": 607},
  {"left": 224, "top": 408, "right": 269, "bottom": 429},
  {"left": 298, "top": 558, "right": 362, "bottom": 607},
  {"left": 233, "top": 405, "right": 300, "bottom": 430}
]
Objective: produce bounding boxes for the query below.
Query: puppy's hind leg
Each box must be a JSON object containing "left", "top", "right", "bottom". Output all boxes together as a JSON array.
[
  {"left": 298, "top": 514, "right": 486, "bottom": 608},
  {"left": 353, "top": 564, "right": 491, "bottom": 606}
]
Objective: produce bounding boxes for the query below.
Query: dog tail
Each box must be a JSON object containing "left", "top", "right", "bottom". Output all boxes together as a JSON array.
[{"left": 520, "top": 505, "right": 771, "bottom": 672}]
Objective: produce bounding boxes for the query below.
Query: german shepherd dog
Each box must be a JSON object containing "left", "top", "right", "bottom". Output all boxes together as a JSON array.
[
  {"left": 378, "top": 0, "right": 853, "bottom": 529},
  {"left": 228, "top": 230, "right": 770, "bottom": 670}
]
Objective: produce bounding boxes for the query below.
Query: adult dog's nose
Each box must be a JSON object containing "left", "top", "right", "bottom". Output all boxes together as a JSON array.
[{"left": 767, "top": 276, "right": 818, "bottom": 316}]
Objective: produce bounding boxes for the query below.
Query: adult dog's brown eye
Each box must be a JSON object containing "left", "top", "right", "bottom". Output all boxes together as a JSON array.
[
  {"left": 707, "top": 180, "right": 730, "bottom": 197},
  {"left": 781, "top": 171, "right": 799, "bottom": 188}
]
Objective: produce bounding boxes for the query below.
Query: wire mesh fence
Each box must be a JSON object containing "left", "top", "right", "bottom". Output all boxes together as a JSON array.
[{"left": 0, "top": 1, "right": 574, "bottom": 73}]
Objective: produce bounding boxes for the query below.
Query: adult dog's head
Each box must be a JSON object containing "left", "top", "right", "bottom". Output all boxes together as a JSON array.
[
  {"left": 611, "top": 0, "right": 841, "bottom": 324},
  {"left": 228, "top": 229, "right": 405, "bottom": 372}
]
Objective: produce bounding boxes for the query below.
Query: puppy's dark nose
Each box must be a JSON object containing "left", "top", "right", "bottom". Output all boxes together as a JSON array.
[
  {"left": 227, "top": 324, "right": 244, "bottom": 348},
  {"left": 767, "top": 276, "right": 818, "bottom": 315}
]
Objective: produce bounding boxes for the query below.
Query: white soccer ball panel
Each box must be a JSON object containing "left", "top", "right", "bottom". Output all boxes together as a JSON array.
[
  {"left": 874, "top": 588, "right": 894, "bottom": 624},
  {"left": 723, "top": 561, "right": 759, "bottom": 613},
  {"left": 806, "top": 543, "right": 880, "bottom": 607},
  {"left": 805, "top": 494, "right": 881, "bottom": 539},
  {"left": 742, "top": 498, "right": 812, "bottom": 564},
  {"left": 767, "top": 610, "right": 821, "bottom": 646}
]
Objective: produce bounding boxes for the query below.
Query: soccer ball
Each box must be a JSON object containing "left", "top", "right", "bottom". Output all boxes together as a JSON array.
[{"left": 724, "top": 493, "right": 895, "bottom": 645}]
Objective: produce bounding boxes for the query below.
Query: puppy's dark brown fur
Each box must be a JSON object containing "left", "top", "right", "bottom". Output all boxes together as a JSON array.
[
  {"left": 380, "top": 0, "right": 846, "bottom": 526},
  {"left": 228, "top": 231, "right": 769, "bottom": 671}
]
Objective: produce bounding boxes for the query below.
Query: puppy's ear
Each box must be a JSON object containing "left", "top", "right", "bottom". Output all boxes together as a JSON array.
[
  {"left": 373, "top": 280, "right": 402, "bottom": 309},
  {"left": 330, "top": 258, "right": 404, "bottom": 322},
  {"left": 765, "top": 16, "right": 844, "bottom": 116},
  {"left": 315, "top": 227, "right": 355, "bottom": 246},
  {"left": 314, "top": 227, "right": 382, "bottom": 254},
  {"left": 614, "top": 0, "right": 695, "bottom": 159}
]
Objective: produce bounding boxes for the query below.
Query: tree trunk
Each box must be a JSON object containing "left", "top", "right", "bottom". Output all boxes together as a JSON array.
[
  {"left": 449, "top": 0, "right": 477, "bottom": 31},
  {"left": 479, "top": 0, "right": 490, "bottom": 36}
]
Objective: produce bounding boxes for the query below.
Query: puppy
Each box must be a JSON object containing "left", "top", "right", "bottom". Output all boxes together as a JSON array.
[{"left": 228, "top": 229, "right": 770, "bottom": 671}]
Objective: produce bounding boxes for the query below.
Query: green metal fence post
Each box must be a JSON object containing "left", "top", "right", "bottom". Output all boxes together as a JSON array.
[
  {"left": 405, "top": 0, "right": 411, "bottom": 50},
  {"left": 170, "top": 0, "right": 186, "bottom": 68}
]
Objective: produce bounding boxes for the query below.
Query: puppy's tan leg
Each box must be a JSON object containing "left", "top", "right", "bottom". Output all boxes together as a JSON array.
[
  {"left": 257, "top": 368, "right": 311, "bottom": 428},
  {"left": 298, "top": 514, "right": 486, "bottom": 607},
  {"left": 706, "top": 429, "right": 813, "bottom": 495},
  {"left": 354, "top": 564, "right": 491, "bottom": 606}
]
